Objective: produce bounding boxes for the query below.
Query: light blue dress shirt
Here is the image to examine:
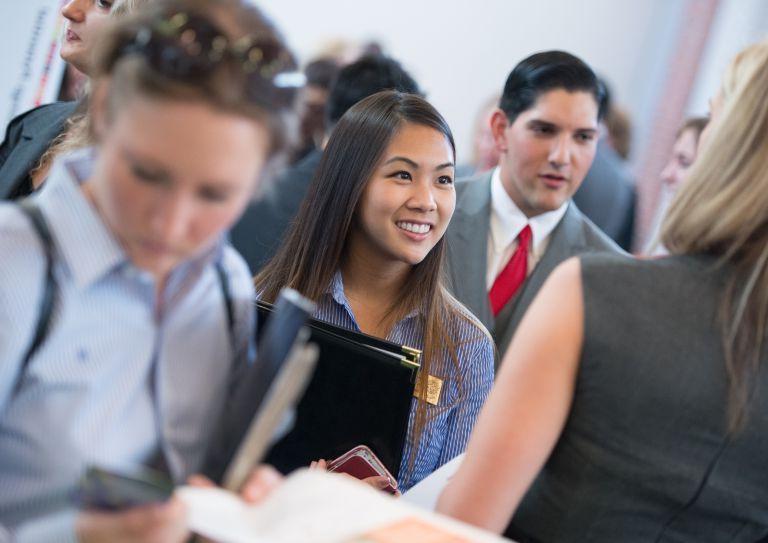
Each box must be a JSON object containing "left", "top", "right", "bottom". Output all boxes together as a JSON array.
[
  {"left": 0, "top": 151, "right": 255, "bottom": 541},
  {"left": 316, "top": 272, "right": 495, "bottom": 491}
]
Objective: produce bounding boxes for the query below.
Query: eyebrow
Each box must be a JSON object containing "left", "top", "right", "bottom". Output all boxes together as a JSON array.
[
  {"left": 384, "top": 156, "right": 419, "bottom": 168},
  {"left": 123, "top": 148, "right": 173, "bottom": 180},
  {"left": 384, "top": 156, "right": 456, "bottom": 171}
]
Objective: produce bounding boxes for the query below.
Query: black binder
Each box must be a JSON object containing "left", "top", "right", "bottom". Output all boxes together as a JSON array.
[{"left": 257, "top": 301, "right": 421, "bottom": 479}]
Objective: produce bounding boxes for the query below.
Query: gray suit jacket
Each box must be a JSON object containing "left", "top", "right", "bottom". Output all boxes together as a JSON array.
[
  {"left": 445, "top": 171, "right": 621, "bottom": 359},
  {"left": 0, "top": 101, "right": 78, "bottom": 200}
]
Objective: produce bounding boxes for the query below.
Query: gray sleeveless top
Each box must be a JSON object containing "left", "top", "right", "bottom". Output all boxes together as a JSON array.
[{"left": 506, "top": 253, "right": 768, "bottom": 542}]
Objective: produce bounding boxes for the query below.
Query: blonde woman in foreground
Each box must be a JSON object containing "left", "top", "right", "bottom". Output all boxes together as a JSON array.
[{"left": 437, "top": 39, "right": 768, "bottom": 542}]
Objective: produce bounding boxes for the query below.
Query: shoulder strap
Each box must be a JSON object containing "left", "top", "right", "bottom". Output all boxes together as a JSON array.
[
  {"left": 13, "top": 202, "right": 237, "bottom": 394},
  {"left": 214, "top": 261, "right": 236, "bottom": 351},
  {"left": 15, "top": 200, "right": 58, "bottom": 395}
]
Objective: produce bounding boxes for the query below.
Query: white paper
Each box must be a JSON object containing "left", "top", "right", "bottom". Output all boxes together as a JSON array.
[
  {"left": 401, "top": 453, "right": 464, "bottom": 510},
  {"left": 177, "top": 468, "right": 509, "bottom": 543}
]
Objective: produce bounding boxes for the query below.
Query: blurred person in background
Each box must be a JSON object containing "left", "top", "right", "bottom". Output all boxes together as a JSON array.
[
  {"left": 288, "top": 57, "right": 340, "bottom": 164},
  {"left": 645, "top": 116, "right": 708, "bottom": 255},
  {"left": 0, "top": 0, "right": 151, "bottom": 200},
  {"left": 572, "top": 78, "right": 636, "bottom": 250},
  {"left": 455, "top": 94, "right": 501, "bottom": 178}
]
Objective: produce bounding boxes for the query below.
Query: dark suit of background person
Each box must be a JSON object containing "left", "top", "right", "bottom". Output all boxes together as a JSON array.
[
  {"left": 0, "top": 101, "right": 77, "bottom": 200},
  {"left": 446, "top": 171, "right": 618, "bottom": 358},
  {"left": 230, "top": 149, "right": 322, "bottom": 273},
  {"left": 229, "top": 54, "right": 422, "bottom": 273},
  {"left": 573, "top": 141, "right": 636, "bottom": 251}
]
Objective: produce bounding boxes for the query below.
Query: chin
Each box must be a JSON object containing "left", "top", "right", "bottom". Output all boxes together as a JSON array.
[{"left": 400, "top": 251, "right": 429, "bottom": 266}]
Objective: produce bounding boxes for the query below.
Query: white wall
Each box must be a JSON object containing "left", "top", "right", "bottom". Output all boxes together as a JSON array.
[
  {"left": 686, "top": 0, "right": 768, "bottom": 117},
  {"left": 256, "top": 0, "right": 683, "bottom": 165},
  {"left": 0, "top": 0, "right": 66, "bottom": 124}
]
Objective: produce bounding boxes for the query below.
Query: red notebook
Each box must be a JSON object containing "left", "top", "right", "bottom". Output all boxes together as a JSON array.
[{"left": 327, "top": 445, "right": 398, "bottom": 494}]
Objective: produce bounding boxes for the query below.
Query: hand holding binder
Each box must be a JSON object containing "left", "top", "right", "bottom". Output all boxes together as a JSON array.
[{"left": 256, "top": 301, "right": 422, "bottom": 480}]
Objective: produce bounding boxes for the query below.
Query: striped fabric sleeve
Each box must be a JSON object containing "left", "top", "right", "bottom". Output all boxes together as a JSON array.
[{"left": 436, "top": 330, "right": 495, "bottom": 466}]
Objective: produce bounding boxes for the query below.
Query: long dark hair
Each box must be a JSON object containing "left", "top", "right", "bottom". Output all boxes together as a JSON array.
[{"left": 256, "top": 90, "right": 483, "bottom": 464}]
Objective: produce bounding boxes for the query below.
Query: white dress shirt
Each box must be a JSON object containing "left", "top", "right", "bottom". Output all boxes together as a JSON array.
[{"left": 486, "top": 167, "right": 569, "bottom": 289}]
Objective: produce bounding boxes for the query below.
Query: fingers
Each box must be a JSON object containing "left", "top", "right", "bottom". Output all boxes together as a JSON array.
[
  {"left": 186, "top": 474, "right": 216, "bottom": 488},
  {"left": 124, "top": 499, "right": 188, "bottom": 541},
  {"left": 309, "top": 459, "right": 327, "bottom": 470},
  {"left": 362, "top": 476, "right": 390, "bottom": 490},
  {"left": 76, "top": 498, "right": 188, "bottom": 543},
  {"left": 240, "top": 465, "right": 283, "bottom": 504}
]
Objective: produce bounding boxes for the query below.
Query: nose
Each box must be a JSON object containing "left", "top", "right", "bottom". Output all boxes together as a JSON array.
[
  {"left": 61, "top": 0, "right": 86, "bottom": 22},
  {"left": 149, "top": 194, "right": 192, "bottom": 245},
  {"left": 406, "top": 178, "right": 437, "bottom": 213},
  {"left": 660, "top": 161, "right": 676, "bottom": 186},
  {"left": 548, "top": 135, "right": 572, "bottom": 169}
]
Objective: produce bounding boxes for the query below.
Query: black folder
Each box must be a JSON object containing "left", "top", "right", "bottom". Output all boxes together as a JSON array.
[{"left": 257, "top": 301, "right": 420, "bottom": 479}]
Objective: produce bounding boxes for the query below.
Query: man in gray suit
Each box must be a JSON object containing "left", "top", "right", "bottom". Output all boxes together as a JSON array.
[{"left": 446, "top": 51, "right": 620, "bottom": 360}]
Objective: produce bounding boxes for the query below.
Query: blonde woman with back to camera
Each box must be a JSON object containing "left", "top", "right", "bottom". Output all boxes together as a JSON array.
[{"left": 437, "top": 39, "right": 768, "bottom": 542}]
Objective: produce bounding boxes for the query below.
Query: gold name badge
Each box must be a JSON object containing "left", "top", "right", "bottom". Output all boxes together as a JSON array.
[{"left": 414, "top": 375, "right": 443, "bottom": 406}]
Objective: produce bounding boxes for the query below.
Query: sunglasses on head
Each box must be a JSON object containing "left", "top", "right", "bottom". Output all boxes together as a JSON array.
[{"left": 117, "top": 11, "right": 304, "bottom": 108}]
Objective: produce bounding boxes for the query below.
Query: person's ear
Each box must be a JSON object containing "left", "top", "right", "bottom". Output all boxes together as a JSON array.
[
  {"left": 89, "top": 79, "right": 112, "bottom": 142},
  {"left": 490, "top": 109, "right": 510, "bottom": 153}
]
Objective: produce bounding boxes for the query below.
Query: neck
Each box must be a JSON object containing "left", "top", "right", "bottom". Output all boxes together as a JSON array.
[
  {"left": 341, "top": 249, "right": 410, "bottom": 305},
  {"left": 340, "top": 233, "right": 412, "bottom": 332},
  {"left": 498, "top": 166, "right": 543, "bottom": 219}
]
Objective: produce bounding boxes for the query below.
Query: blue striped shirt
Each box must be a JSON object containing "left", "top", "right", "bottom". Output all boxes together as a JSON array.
[
  {"left": 317, "top": 272, "right": 494, "bottom": 491},
  {"left": 0, "top": 151, "right": 255, "bottom": 541}
]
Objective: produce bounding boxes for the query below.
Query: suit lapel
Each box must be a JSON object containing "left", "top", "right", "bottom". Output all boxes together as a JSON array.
[
  {"left": 0, "top": 113, "right": 69, "bottom": 199},
  {"left": 446, "top": 173, "right": 493, "bottom": 329}
]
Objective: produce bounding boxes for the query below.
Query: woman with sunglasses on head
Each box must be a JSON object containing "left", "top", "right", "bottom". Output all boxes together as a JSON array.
[
  {"left": 0, "top": 0, "right": 152, "bottom": 201},
  {"left": 0, "top": 0, "right": 298, "bottom": 540},
  {"left": 438, "top": 40, "right": 768, "bottom": 542},
  {"left": 255, "top": 90, "right": 495, "bottom": 493}
]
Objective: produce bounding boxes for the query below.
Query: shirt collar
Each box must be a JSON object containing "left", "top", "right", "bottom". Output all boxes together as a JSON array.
[
  {"left": 490, "top": 166, "right": 569, "bottom": 254},
  {"left": 34, "top": 149, "right": 226, "bottom": 290},
  {"left": 35, "top": 149, "right": 128, "bottom": 289},
  {"left": 325, "top": 270, "right": 423, "bottom": 322}
]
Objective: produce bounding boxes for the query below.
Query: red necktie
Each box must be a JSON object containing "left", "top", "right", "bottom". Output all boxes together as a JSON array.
[{"left": 488, "top": 225, "right": 532, "bottom": 316}]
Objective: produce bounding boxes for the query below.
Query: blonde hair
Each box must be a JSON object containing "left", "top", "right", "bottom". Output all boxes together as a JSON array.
[
  {"left": 111, "top": 0, "right": 152, "bottom": 17},
  {"left": 661, "top": 39, "right": 768, "bottom": 432}
]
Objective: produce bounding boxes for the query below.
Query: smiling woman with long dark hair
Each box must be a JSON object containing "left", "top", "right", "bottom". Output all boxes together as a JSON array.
[{"left": 255, "top": 90, "right": 494, "bottom": 491}]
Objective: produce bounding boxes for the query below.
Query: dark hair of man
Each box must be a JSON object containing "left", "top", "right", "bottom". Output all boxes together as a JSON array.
[
  {"left": 256, "top": 90, "right": 481, "bottom": 463},
  {"left": 304, "top": 57, "right": 339, "bottom": 90},
  {"left": 325, "top": 54, "right": 421, "bottom": 127},
  {"left": 499, "top": 50, "right": 606, "bottom": 124}
]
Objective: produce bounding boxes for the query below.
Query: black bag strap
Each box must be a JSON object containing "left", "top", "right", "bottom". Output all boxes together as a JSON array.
[
  {"left": 15, "top": 201, "right": 58, "bottom": 396},
  {"left": 214, "top": 261, "right": 236, "bottom": 350},
  {"left": 13, "top": 200, "right": 237, "bottom": 395}
]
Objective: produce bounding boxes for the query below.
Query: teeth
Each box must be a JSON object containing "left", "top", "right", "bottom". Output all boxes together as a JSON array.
[{"left": 396, "top": 221, "right": 431, "bottom": 234}]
